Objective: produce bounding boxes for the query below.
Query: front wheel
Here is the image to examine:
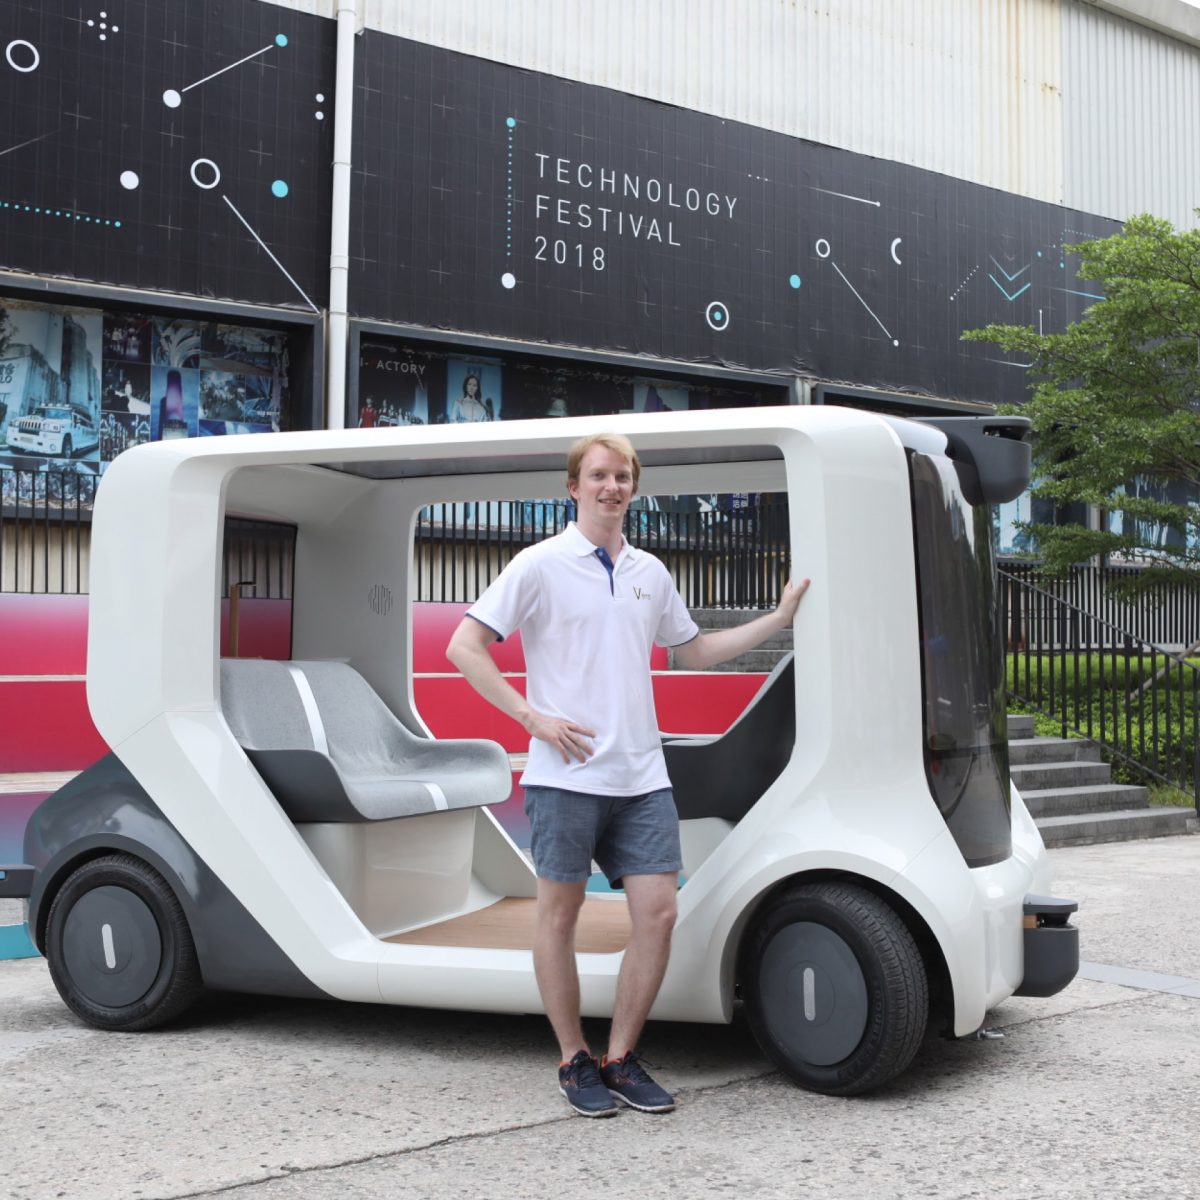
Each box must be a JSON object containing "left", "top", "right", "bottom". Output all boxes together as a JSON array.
[
  {"left": 740, "top": 882, "right": 928, "bottom": 1096},
  {"left": 45, "top": 853, "right": 202, "bottom": 1031},
  {"left": 60, "top": 435, "right": 73, "bottom": 458}
]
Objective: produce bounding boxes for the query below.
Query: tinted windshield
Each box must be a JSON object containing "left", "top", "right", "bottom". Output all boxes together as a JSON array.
[
  {"left": 36, "top": 408, "right": 71, "bottom": 420},
  {"left": 909, "top": 450, "right": 1011, "bottom": 868}
]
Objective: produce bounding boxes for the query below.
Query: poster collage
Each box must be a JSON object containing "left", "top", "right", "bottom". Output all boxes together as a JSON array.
[
  {"left": 0, "top": 298, "right": 291, "bottom": 508},
  {"left": 356, "top": 336, "right": 786, "bottom": 523},
  {"left": 356, "top": 336, "right": 782, "bottom": 429}
]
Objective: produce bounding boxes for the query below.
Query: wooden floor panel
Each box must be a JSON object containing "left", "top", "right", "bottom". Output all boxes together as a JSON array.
[{"left": 385, "top": 896, "right": 631, "bottom": 953}]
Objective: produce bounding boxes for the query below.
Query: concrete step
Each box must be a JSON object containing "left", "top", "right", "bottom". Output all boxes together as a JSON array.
[
  {"left": 1008, "top": 736, "right": 1102, "bottom": 766},
  {"left": 1007, "top": 714, "right": 1035, "bottom": 740},
  {"left": 1021, "top": 783, "right": 1149, "bottom": 819},
  {"left": 696, "top": 648, "right": 792, "bottom": 673},
  {"left": 1037, "top": 806, "right": 1198, "bottom": 847},
  {"left": 691, "top": 608, "right": 791, "bottom": 631},
  {"left": 1011, "top": 760, "right": 1112, "bottom": 791}
]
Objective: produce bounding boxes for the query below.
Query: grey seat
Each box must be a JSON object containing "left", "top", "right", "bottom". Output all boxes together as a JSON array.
[{"left": 220, "top": 659, "right": 512, "bottom": 822}]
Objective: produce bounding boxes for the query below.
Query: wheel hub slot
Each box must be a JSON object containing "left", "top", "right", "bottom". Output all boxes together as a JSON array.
[
  {"left": 62, "top": 886, "right": 162, "bottom": 1007},
  {"left": 761, "top": 921, "right": 868, "bottom": 1066}
]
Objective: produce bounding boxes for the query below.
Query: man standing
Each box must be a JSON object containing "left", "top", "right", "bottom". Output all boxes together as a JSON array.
[{"left": 447, "top": 433, "right": 808, "bottom": 1117}]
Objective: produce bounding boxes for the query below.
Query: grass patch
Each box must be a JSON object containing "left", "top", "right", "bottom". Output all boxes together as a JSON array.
[{"left": 1147, "top": 783, "right": 1195, "bottom": 809}]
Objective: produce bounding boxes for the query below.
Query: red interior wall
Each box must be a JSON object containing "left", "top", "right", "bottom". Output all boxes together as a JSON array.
[
  {"left": 1, "top": 597, "right": 760, "bottom": 772},
  {"left": 0, "top": 595, "right": 292, "bottom": 772}
]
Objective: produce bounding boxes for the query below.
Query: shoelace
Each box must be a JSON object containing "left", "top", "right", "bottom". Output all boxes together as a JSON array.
[
  {"left": 611, "top": 1052, "right": 657, "bottom": 1083},
  {"left": 567, "top": 1053, "right": 604, "bottom": 1089}
]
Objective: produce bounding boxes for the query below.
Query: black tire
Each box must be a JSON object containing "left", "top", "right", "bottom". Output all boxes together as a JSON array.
[
  {"left": 45, "top": 853, "right": 203, "bottom": 1031},
  {"left": 740, "top": 882, "right": 928, "bottom": 1096},
  {"left": 60, "top": 435, "right": 73, "bottom": 458}
]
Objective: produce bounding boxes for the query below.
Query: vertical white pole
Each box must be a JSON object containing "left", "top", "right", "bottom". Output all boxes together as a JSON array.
[{"left": 326, "top": 0, "right": 359, "bottom": 430}]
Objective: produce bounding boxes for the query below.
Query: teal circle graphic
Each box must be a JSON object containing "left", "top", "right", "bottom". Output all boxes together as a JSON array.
[
  {"left": 275, "top": 34, "right": 288, "bottom": 47},
  {"left": 271, "top": 180, "right": 289, "bottom": 198},
  {"left": 789, "top": 274, "right": 802, "bottom": 289},
  {"left": 506, "top": 117, "right": 516, "bottom": 128}
]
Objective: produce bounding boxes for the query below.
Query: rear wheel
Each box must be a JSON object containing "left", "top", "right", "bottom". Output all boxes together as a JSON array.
[
  {"left": 741, "top": 882, "right": 928, "bottom": 1096},
  {"left": 45, "top": 853, "right": 202, "bottom": 1031},
  {"left": 60, "top": 435, "right": 73, "bottom": 458}
]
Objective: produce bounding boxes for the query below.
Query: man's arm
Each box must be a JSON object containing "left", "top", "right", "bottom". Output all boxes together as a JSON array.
[
  {"left": 445, "top": 616, "right": 595, "bottom": 763},
  {"left": 671, "top": 578, "right": 810, "bottom": 671}
]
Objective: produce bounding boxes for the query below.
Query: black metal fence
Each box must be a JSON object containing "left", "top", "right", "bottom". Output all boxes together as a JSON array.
[
  {"left": 0, "top": 463, "right": 296, "bottom": 599},
  {"left": 1001, "top": 567, "right": 1200, "bottom": 809},
  {"left": 222, "top": 518, "right": 295, "bottom": 600},
  {"left": 0, "top": 466, "right": 96, "bottom": 593},
  {"left": 1000, "top": 559, "right": 1200, "bottom": 650},
  {"left": 414, "top": 498, "right": 791, "bottom": 608}
]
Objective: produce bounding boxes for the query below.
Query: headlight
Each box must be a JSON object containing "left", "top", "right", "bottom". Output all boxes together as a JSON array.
[{"left": 44, "top": 422, "right": 62, "bottom": 433}]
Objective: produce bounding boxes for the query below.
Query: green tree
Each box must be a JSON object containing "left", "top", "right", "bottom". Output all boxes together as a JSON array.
[{"left": 963, "top": 213, "right": 1200, "bottom": 592}]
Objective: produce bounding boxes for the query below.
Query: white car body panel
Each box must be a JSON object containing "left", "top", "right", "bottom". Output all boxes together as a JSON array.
[{"left": 84, "top": 407, "right": 1047, "bottom": 1035}]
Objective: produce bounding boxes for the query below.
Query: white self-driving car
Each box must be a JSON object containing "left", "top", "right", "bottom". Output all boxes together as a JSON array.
[{"left": 1, "top": 406, "right": 1077, "bottom": 1096}]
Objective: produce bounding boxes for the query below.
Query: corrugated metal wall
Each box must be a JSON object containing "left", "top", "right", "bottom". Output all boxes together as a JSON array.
[
  {"left": 285, "top": 0, "right": 1196, "bottom": 227},
  {"left": 1063, "top": 3, "right": 1200, "bottom": 227}
]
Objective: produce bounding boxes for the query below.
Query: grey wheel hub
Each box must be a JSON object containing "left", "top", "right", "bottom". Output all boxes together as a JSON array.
[
  {"left": 61, "top": 886, "right": 162, "bottom": 1007},
  {"left": 759, "top": 921, "right": 868, "bottom": 1066}
]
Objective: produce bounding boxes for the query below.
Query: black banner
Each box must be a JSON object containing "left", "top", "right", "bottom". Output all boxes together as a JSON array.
[
  {"left": 352, "top": 33, "right": 1119, "bottom": 408},
  {"left": 0, "top": 0, "right": 333, "bottom": 311}
]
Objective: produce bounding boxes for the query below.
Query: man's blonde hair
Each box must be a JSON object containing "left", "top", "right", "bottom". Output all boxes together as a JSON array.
[{"left": 566, "top": 433, "right": 640, "bottom": 493}]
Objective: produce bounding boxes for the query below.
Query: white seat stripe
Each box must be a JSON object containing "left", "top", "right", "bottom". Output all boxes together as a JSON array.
[
  {"left": 425, "top": 782, "right": 449, "bottom": 811},
  {"left": 283, "top": 663, "right": 329, "bottom": 756}
]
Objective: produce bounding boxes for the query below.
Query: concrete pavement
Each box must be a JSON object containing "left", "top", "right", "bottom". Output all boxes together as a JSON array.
[{"left": 2, "top": 835, "right": 1198, "bottom": 1200}]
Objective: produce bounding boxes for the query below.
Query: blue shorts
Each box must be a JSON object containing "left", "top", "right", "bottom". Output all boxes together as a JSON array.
[{"left": 523, "top": 786, "right": 682, "bottom": 888}]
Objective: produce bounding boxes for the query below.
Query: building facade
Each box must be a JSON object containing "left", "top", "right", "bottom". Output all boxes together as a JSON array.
[{"left": 1, "top": 0, "right": 1198, "bottom": 709}]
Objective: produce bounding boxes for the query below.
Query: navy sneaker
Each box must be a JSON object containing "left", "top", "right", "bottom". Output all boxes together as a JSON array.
[
  {"left": 558, "top": 1051, "right": 618, "bottom": 1117},
  {"left": 600, "top": 1051, "right": 676, "bottom": 1113}
]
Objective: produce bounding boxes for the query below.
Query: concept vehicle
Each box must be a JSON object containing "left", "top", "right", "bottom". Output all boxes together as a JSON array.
[{"left": 1, "top": 406, "right": 1078, "bottom": 1095}]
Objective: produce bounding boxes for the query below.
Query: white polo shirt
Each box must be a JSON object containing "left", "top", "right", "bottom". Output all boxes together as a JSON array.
[{"left": 467, "top": 522, "right": 699, "bottom": 796}]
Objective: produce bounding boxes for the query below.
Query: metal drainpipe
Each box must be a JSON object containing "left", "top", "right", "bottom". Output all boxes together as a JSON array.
[{"left": 325, "top": 0, "right": 359, "bottom": 430}]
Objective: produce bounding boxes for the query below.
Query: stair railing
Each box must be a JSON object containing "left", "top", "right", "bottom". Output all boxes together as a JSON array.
[{"left": 1000, "top": 568, "right": 1200, "bottom": 814}]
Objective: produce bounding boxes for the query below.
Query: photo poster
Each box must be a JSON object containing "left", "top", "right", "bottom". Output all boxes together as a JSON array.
[
  {"left": 446, "top": 359, "right": 502, "bottom": 424},
  {"left": 0, "top": 298, "right": 292, "bottom": 505},
  {"left": 0, "top": 298, "right": 103, "bottom": 482},
  {"left": 356, "top": 339, "right": 445, "bottom": 427}
]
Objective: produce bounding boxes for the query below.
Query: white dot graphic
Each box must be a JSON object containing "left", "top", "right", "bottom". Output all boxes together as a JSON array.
[
  {"left": 163, "top": 89, "right": 182, "bottom": 108},
  {"left": 119, "top": 170, "right": 139, "bottom": 190},
  {"left": 316, "top": 93, "right": 325, "bottom": 102},
  {"left": 501, "top": 272, "right": 516, "bottom": 289},
  {"left": 315, "top": 111, "right": 324, "bottom": 120}
]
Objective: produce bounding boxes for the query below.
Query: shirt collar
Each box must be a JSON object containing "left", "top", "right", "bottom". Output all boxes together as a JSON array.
[{"left": 563, "top": 521, "right": 631, "bottom": 561}]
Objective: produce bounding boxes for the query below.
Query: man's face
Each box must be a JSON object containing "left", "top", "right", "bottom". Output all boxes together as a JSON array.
[{"left": 568, "top": 444, "right": 635, "bottom": 529}]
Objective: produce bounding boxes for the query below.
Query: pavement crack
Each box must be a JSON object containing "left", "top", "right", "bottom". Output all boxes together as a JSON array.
[
  {"left": 993, "top": 989, "right": 1164, "bottom": 1032},
  {"left": 148, "top": 1070, "right": 778, "bottom": 1199}
]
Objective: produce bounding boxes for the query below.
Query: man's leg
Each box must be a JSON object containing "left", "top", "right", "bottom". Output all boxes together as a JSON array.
[
  {"left": 606, "top": 871, "right": 678, "bottom": 1060},
  {"left": 532, "top": 876, "right": 589, "bottom": 1059}
]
